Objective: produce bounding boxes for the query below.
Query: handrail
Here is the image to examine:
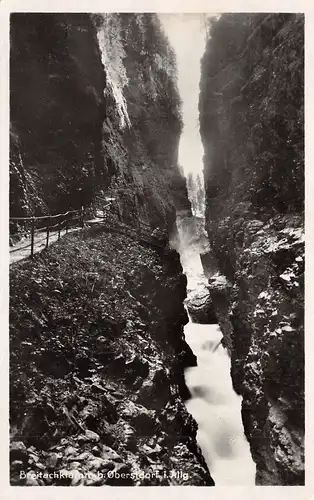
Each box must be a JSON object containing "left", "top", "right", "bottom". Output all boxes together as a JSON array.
[
  {"left": 9, "top": 209, "right": 82, "bottom": 221},
  {"left": 10, "top": 200, "right": 168, "bottom": 262},
  {"left": 10, "top": 207, "right": 85, "bottom": 259}
]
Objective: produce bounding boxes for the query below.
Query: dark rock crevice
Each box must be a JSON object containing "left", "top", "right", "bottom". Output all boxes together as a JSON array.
[{"left": 199, "top": 13, "right": 304, "bottom": 486}]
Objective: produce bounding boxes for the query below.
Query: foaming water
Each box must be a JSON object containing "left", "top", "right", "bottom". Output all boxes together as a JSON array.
[
  {"left": 184, "top": 322, "right": 256, "bottom": 485},
  {"left": 176, "top": 218, "right": 256, "bottom": 485}
]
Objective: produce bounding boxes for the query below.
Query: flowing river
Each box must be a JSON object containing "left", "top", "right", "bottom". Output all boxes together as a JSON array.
[{"left": 177, "top": 219, "right": 256, "bottom": 485}]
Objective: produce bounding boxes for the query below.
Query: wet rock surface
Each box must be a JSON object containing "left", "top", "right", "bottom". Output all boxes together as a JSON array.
[
  {"left": 10, "top": 227, "right": 213, "bottom": 486},
  {"left": 185, "top": 287, "right": 217, "bottom": 324},
  {"left": 205, "top": 215, "right": 304, "bottom": 485},
  {"left": 199, "top": 13, "right": 304, "bottom": 485},
  {"left": 10, "top": 14, "right": 190, "bottom": 239}
]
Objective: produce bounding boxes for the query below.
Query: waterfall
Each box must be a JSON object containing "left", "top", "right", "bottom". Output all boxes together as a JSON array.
[
  {"left": 178, "top": 217, "right": 256, "bottom": 485},
  {"left": 184, "top": 322, "right": 256, "bottom": 485}
]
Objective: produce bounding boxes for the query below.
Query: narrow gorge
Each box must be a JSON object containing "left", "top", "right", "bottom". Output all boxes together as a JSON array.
[
  {"left": 199, "top": 13, "right": 304, "bottom": 486},
  {"left": 9, "top": 13, "right": 304, "bottom": 488},
  {"left": 10, "top": 13, "right": 210, "bottom": 486}
]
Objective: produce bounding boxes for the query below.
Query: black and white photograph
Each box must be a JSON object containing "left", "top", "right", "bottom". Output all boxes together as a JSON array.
[{"left": 6, "top": 8, "right": 305, "bottom": 490}]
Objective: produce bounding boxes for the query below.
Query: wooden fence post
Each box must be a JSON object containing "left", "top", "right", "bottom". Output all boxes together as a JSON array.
[
  {"left": 65, "top": 213, "right": 68, "bottom": 234},
  {"left": 58, "top": 217, "right": 61, "bottom": 241},
  {"left": 81, "top": 206, "right": 84, "bottom": 228},
  {"left": 46, "top": 217, "right": 50, "bottom": 248},
  {"left": 30, "top": 217, "right": 35, "bottom": 258}
]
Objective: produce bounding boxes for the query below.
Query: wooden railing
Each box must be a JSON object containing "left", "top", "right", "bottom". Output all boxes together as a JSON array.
[
  {"left": 9, "top": 203, "right": 168, "bottom": 262},
  {"left": 9, "top": 208, "right": 84, "bottom": 258}
]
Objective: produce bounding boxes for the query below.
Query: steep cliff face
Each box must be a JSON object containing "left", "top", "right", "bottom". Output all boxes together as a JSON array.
[
  {"left": 10, "top": 13, "right": 190, "bottom": 234},
  {"left": 199, "top": 14, "right": 304, "bottom": 485},
  {"left": 9, "top": 13, "right": 208, "bottom": 486},
  {"left": 10, "top": 14, "right": 106, "bottom": 219}
]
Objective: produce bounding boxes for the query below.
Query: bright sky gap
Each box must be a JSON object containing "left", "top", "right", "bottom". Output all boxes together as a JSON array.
[{"left": 160, "top": 14, "right": 216, "bottom": 178}]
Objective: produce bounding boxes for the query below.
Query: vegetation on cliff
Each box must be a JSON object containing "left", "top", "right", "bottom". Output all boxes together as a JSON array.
[
  {"left": 10, "top": 13, "right": 189, "bottom": 233},
  {"left": 9, "top": 13, "right": 207, "bottom": 486},
  {"left": 186, "top": 173, "right": 205, "bottom": 216},
  {"left": 200, "top": 14, "right": 304, "bottom": 485},
  {"left": 10, "top": 226, "right": 213, "bottom": 486}
]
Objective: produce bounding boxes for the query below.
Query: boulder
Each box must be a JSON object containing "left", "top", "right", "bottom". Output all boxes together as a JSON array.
[
  {"left": 141, "top": 443, "right": 163, "bottom": 460},
  {"left": 101, "top": 444, "right": 122, "bottom": 462},
  {"left": 64, "top": 445, "right": 78, "bottom": 457},
  {"left": 86, "top": 456, "right": 113, "bottom": 471},
  {"left": 185, "top": 287, "right": 217, "bottom": 324},
  {"left": 178, "top": 342, "right": 197, "bottom": 368},
  {"left": 79, "top": 429, "right": 100, "bottom": 443},
  {"left": 46, "top": 452, "right": 61, "bottom": 469}
]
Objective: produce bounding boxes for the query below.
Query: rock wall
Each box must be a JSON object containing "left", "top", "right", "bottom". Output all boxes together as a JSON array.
[
  {"left": 9, "top": 13, "right": 209, "bottom": 486},
  {"left": 10, "top": 13, "right": 190, "bottom": 235},
  {"left": 199, "top": 14, "right": 304, "bottom": 485}
]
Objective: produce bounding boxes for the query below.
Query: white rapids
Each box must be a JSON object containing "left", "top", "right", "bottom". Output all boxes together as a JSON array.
[
  {"left": 176, "top": 218, "right": 256, "bottom": 485},
  {"left": 184, "top": 322, "right": 256, "bottom": 485}
]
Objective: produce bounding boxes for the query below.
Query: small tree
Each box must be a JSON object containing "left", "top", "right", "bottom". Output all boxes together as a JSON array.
[
  {"left": 186, "top": 173, "right": 197, "bottom": 214},
  {"left": 196, "top": 173, "right": 205, "bottom": 215}
]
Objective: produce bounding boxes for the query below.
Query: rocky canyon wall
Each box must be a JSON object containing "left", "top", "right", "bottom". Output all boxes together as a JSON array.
[
  {"left": 10, "top": 13, "right": 190, "bottom": 235},
  {"left": 9, "top": 14, "right": 206, "bottom": 486},
  {"left": 199, "top": 13, "right": 304, "bottom": 485}
]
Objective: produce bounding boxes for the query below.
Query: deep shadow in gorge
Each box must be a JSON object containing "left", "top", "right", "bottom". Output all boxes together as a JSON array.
[
  {"left": 9, "top": 13, "right": 212, "bottom": 487},
  {"left": 9, "top": 12, "right": 304, "bottom": 488},
  {"left": 199, "top": 13, "right": 304, "bottom": 485}
]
